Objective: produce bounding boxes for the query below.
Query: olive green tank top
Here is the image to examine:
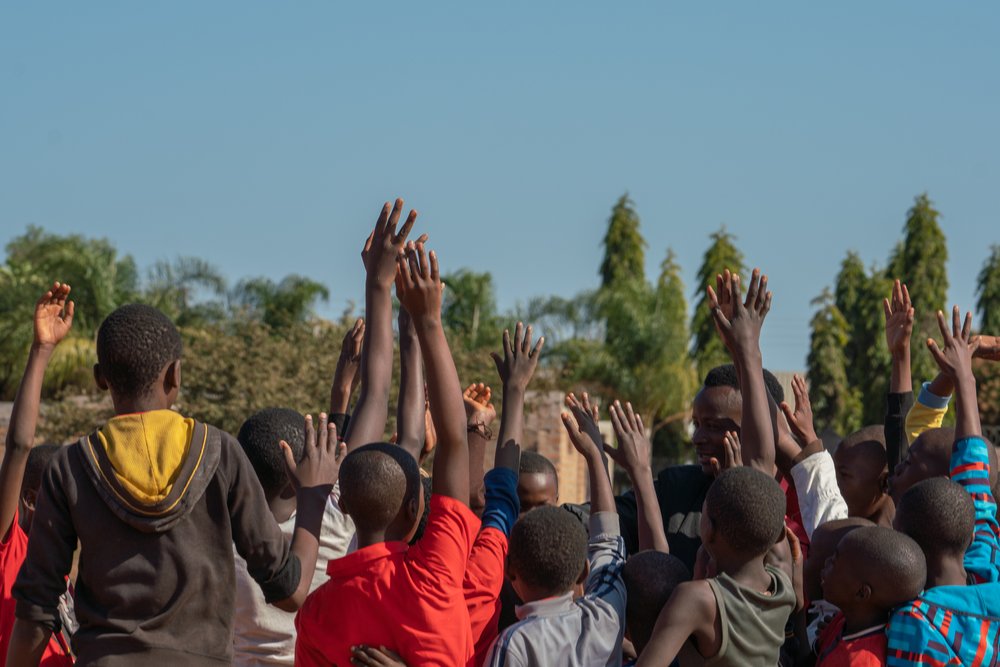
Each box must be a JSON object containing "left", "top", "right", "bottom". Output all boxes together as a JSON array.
[{"left": 678, "top": 564, "right": 795, "bottom": 667}]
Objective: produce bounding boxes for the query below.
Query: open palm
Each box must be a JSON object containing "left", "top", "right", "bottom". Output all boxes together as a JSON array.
[{"left": 34, "top": 282, "right": 74, "bottom": 347}]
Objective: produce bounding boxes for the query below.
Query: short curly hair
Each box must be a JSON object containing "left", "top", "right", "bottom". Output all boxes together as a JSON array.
[
  {"left": 508, "top": 506, "right": 587, "bottom": 597},
  {"left": 840, "top": 526, "right": 926, "bottom": 608},
  {"left": 96, "top": 304, "right": 182, "bottom": 398},
  {"left": 896, "top": 477, "right": 974, "bottom": 558},
  {"left": 704, "top": 364, "right": 785, "bottom": 403},
  {"left": 705, "top": 467, "right": 786, "bottom": 555},
  {"left": 339, "top": 443, "right": 421, "bottom": 534},
  {"left": 623, "top": 551, "right": 691, "bottom": 653},
  {"left": 23, "top": 443, "right": 62, "bottom": 494},
  {"left": 237, "top": 408, "right": 305, "bottom": 496}
]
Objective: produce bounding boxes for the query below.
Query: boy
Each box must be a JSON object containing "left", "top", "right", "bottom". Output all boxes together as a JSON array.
[
  {"left": 233, "top": 408, "right": 352, "bottom": 666},
  {"left": 832, "top": 426, "right": 894, "bottom": 526},
  {"left": 295, "top": 231, "right": 480, "bottom": 665},
  {"left": 621, "top": 552, "right": 690, "bottom": 660},
  {"left": 516, "top": 452, "right": 558, "bottom": 517},
  {"left": 1, "top": 283, "right": 75, "bottom": 666},
  {"left": 9, "top": 299, "right": 340, "bottom": 666},
  {"left": 815, "top": 526, "right": 926, "bottom": 666},
  {"left": 486, "top": 392, "right": 626, "bottom": 667},
  {"left": 886, "top": 307, "right": 1000, "bottom": 665}
]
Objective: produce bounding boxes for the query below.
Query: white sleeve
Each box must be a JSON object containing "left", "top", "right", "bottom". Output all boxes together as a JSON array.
[{"left": 789, "top": 451, "right": 848, "bottom": 537}]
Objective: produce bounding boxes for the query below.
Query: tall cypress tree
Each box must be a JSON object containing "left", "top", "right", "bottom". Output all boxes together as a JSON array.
[
  {"left": 691, "top": 227, "right": 746, "bottom": 379},
  {"left": 976, "top": 245, "right": 1000, "bottom": 335},
  {"left": 888, "top": 193, "right": 948, "bottom": 387},
  {"left": 600, "top": 194, "right": 647, "bottom": 289},
  {"left": 807, "top": 289, "right": 861, "bottom": 437}
]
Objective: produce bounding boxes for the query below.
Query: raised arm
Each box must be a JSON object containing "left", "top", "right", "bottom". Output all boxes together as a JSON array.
[
  {"left": 562, "top": 393, "right": 614, "bottom": 514},
  {"left": 463, "top": 383, "right": 496, "bottom": 514},
  {"left": 607, "top": 401, "right": 668, "bottom": 553},
  {"left": 329, "top": 317, "right": 364, "bottom": 426},
  {"left": 1, "top": 283, "right": 74, "bottom": 540},
  {"left": 927, "top": 307, "right": 981, "bottom": 440},
  {"left": 396, "top": 242, "right": 469, "bottom": 503},
  {"left": 884, "top": 280, "right": 915, "bottom": 468},
  {"left": 344, "top": 199, "right": 417, "bottom": 451},
  {"left": 492, "top": 322, "right": 543, "bottom": 466},
  {"left": 708, "top": 269, "right": 776, "bottom": 473},
  {"left": 395, "top": 306, "right": 426, "bottom": 463}
]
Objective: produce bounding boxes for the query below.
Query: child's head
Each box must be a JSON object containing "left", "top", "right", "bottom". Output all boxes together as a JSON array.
[
  {"left": 821, "top": 526, "right": 925, "bottom": 619},
  {"left": 622, "top": 551, "right": 691, "bottom": 655},
  {"left": 507, "top": 506, "right": 587, "bottom": 602},
  {"left": 804, "top": 517, "right": 873, "bottom": 604},
  {"left": 701, "top": 467, "right": 786, "bottom": 561},
  {"left": 894, "top": 477, "right": 974, "bottom": 562},
  {"left": 21, "top": 443, "right": 62, "bottom": 530},
  {"left": 517, "top": 451, "right": 558, "bottom": 517},
  {"left": 891, "top": 428, "right": 999, "bottom": 504},
  {"left": 339, "top": 443, "right": 423, "bottom": 542},
  {"left": 692, "top": 364, "right": 784, "bottom": 475},
  {"left": 95, "top": 304, "right": 182, "bottom": 411},
  {"left": 833, "top": 425, "right": 889, "bottom": 518},
  {"left": 237, "top": 408, "right": 305, "bottom": 500}
]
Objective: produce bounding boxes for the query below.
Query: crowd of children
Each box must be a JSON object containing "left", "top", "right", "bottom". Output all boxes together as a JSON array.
[{"left": 2, "top": 198, "right": 999, "bottom": 666}]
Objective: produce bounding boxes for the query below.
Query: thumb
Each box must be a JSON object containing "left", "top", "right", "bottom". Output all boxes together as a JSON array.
[
  {"left": 779, "top": 401, "right": 795, "bottom": 424},
  {"left": 709, "top": 457, "right": 721, "bottom": 478}
]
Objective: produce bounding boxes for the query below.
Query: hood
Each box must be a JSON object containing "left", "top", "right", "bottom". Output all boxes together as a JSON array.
[{"left": 78, "top": 410, "right": 221, "bottom": 533}]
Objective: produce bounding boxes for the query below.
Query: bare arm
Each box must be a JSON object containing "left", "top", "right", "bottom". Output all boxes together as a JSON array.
[
  {"left": 927, "top": 307, "right": 981, "bottom": 440},
  {"left": 636, "top": 580, "right": 717, "bottom": 667},
  {"left": 395, "top": 307, "right": 425, "bottom": 462},
  {"left": 464, "top": 383, "right": 497, "bottom": 513},
  {"left": 885, "top": 280, "right": 915, "bottom": 394},
  {"left": 607, "top": 401, "right": 668, "bottom": 553},
  {"left": 396, "top": 242, "right": 469, "bottom": 503},
  {"left": 344, "top": 200, "right": 417, "bottom": 451},
  {"left": 2, "top": 283, "right": 74, "bottom": 539},
  {"left": 5, "top": 619, "right": 50, "bottom": 667},
  {"left": 491, "top": 322, "right": 543, "bottom": 468},
  {"left": 709, "top": 269, "right": 776, "bottom": 473},
  {"left": 562, "top": 393, "right": 614, "bottom": 514},
  {"left": 330, "top": 317, "right": 364, "bottom": 415}
]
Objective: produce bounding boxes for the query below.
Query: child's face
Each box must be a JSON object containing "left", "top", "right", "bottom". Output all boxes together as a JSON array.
[
  {"left": 820, "top": 543, "right": 861, "bottom": 611},
  {"left": 691, "top": 387, "right": 741, "bottom": 476},
  {"left": 517, "top": 472, "right": 558, "bottom": 517},
  {"left": 834, "top": 445, "right": 886, "bottom": 517}
]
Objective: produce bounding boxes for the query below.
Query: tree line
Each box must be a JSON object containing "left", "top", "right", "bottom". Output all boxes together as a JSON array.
[{"left": 3, "top": 193, "right": 1000, "bottom": 457}]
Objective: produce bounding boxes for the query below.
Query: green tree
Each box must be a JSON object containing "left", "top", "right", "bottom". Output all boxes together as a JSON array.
[
  {"left": 232, "top": 275, "right": 330, "bottom": 330},
  {"left": 599, "top": 194, "right": 646, "bottom": 290},
  {"left": 833, "top": 252, "right": 890, "bottom": 425},
  {"left": 807, "top": 289, "right": 861, "bottom": 436},
  {"left": 691, "top": 226, "right": 745, "bottom": 379},
  {"left": 441, "top": 269, "right": 500, "bottom": 349},
  {"left": 976, "top": 245, "right": 1000, "bottom": 335},
  {"left": 144, "top": 257, "right": 228, "bottom": 327},
  {"left": 888, "top": 193, "right": 948, "bottom": 387}
]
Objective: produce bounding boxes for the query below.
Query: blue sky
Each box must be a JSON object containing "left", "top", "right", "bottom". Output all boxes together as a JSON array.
[{"left": 2, "top": 2, "right": 998, "bottom": 371}]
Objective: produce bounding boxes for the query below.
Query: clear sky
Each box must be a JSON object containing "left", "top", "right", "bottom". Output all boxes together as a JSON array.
[{"left": 2, "top": 2, "right": 998, "bottom": 372}]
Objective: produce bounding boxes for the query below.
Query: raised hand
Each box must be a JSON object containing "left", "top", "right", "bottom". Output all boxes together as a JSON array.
[
  {"left": 606, "top": 401, "right": 651, "bottom": 474},
  {"left": 463, "top": 383, "right": 497, "bottom": 429},
  {"left": 362, "top": 199, "right": 418, "bottom": 286},
  {"left": 330, "top": 318, "right": 365, "bottom": 414},
  {"left": 561, "top": 392, "right": 603, "bottom": 459},
  {"left": 491, "top": 322, "right": 545, "bottom": 393},
  {"left": 707, "top": 268, "right": 772, "bottom": 356},
  {"left": 394, "top": 242, "right": 443, "bottom": 323},
  {"left": 779, "top": 375, "right": 818, "bottom": 448},
  {"left": 280, "top": 413, "right": 345, "bottom": 491},
  {"left": 883, "top": 280, "right": 914, "bottom": 358},
  {"left": 926, "top": 306, "right": 979, "bottom": 382},
  {"left": 709, "top": 431, "right": 743, "bottom": 477},
  {"left": 34, "top": 282, "right": 74, "bottom": 348},
  {"left": 973, "top": 335, "right": 1000, "bottom": 362}
]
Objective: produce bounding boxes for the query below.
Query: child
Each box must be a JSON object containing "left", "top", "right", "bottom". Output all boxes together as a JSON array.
[
  {"left": 232, "top": 408, "right": 350, "bottom": 667},
  {"left": 832, "top": 426, "right": 894, "bottom": 526},
  {"left": 622, "top": 552, "right": 690, "bottom": 660},
  {"left": 815, "top": 526, "right": 926, "bottom": 666},
  {"left": 1, "top": 283, "right": 75, "bottom": 667},
  {"left": 637, "top": 464, "right": 796, "bottom": 666},
  {"left": 9, "top": 298, "right": 340, "bottom": 666},
  {"left": 295, "top": 230, "right": 480, "bottom": 665},
  {"left": 886, "top": 307, "right": 1000, "bottom": 665},
  {"left": 516, "top": 451, "right": 559, "bottom": 517},
  {"left": 485, "top": 392, "right": 626, "bottom": 666}
]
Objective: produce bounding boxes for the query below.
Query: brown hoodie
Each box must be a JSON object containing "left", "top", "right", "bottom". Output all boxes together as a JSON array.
[{"left": 14, "top": 410, "right": 300, "bottom": 666}]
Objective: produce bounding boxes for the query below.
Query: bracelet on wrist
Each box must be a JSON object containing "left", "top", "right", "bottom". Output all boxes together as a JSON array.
[{"left": 467, "top": 423, "right": 493, "bottom": 440}]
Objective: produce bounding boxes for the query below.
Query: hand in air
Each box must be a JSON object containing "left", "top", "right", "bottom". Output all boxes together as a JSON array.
[
  {"left": 34, "top": 281, "right": 75, "bottom": 348},
  {"left": 883, "top": 279, "right": 914, "bottom": 357},
  {"left": 606, "top": 401, "right": 651, "bottom": 475},
  {"left": 561, "top": 392, "right": 604, "bottom": 459},
  {"left": 491, "top": 322, "right": 544, "bottom": 393},
  {"left": 707, "top": 268, "right": 772, "bottom": 356},
  {"left": 361, "top": 199, "right": 419, "bottom": 287},
  {"left": 280, "top": 413, "right": 346, "bottom": 490},
  {"left": 779, "top": 375, "right": 818, "bottom": 448},
  {"left": 926, "top": 306, "right": 979, "bottom": 382}
]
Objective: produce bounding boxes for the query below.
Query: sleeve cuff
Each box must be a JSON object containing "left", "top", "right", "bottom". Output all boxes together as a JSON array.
[
  {"left": 918, "top": 382, "right": 952, "bottom": 409},
  {"left": 481, "top": 467, "right": 519, "bottom": 536},
  {"left": 258, "top": 552, "right": 302, "bottom": 604},
  {"left": 588, "top": 511, "right": 620, "bottom": 539}
]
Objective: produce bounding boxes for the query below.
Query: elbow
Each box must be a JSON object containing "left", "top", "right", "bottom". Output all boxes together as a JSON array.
[{"left": 272, "top": 589, "right": 305, "bottom": 613}]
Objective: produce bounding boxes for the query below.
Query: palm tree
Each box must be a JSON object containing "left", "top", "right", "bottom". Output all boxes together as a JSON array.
[
  {"left": 144, "top": 257, "right": 228, "bottom": 327},
  {"left": 232, "top": 275, "right": 330, "bottom": 330}
]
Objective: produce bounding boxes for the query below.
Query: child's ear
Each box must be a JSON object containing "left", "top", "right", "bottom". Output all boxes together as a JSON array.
[
  {"left": 857, "top": 583, "right": 872, "bottom": 601},
  {"left": 878, "top": 470, "right": 890, "bottom": 495},
  {"left": 164, "top": 360, "right": 182, "bottom": 393},
  {"left": 407, "top": 496, "right": 419, "bottom": 523},
  {"left": 22, "top": 488, "right": 38, "bottom": 513},
  {"left": 576, "top": 560, "right": 590, "bottom": 586},
  {"left": 93, "top": 364, "right": 109, "bottom": 391}
]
